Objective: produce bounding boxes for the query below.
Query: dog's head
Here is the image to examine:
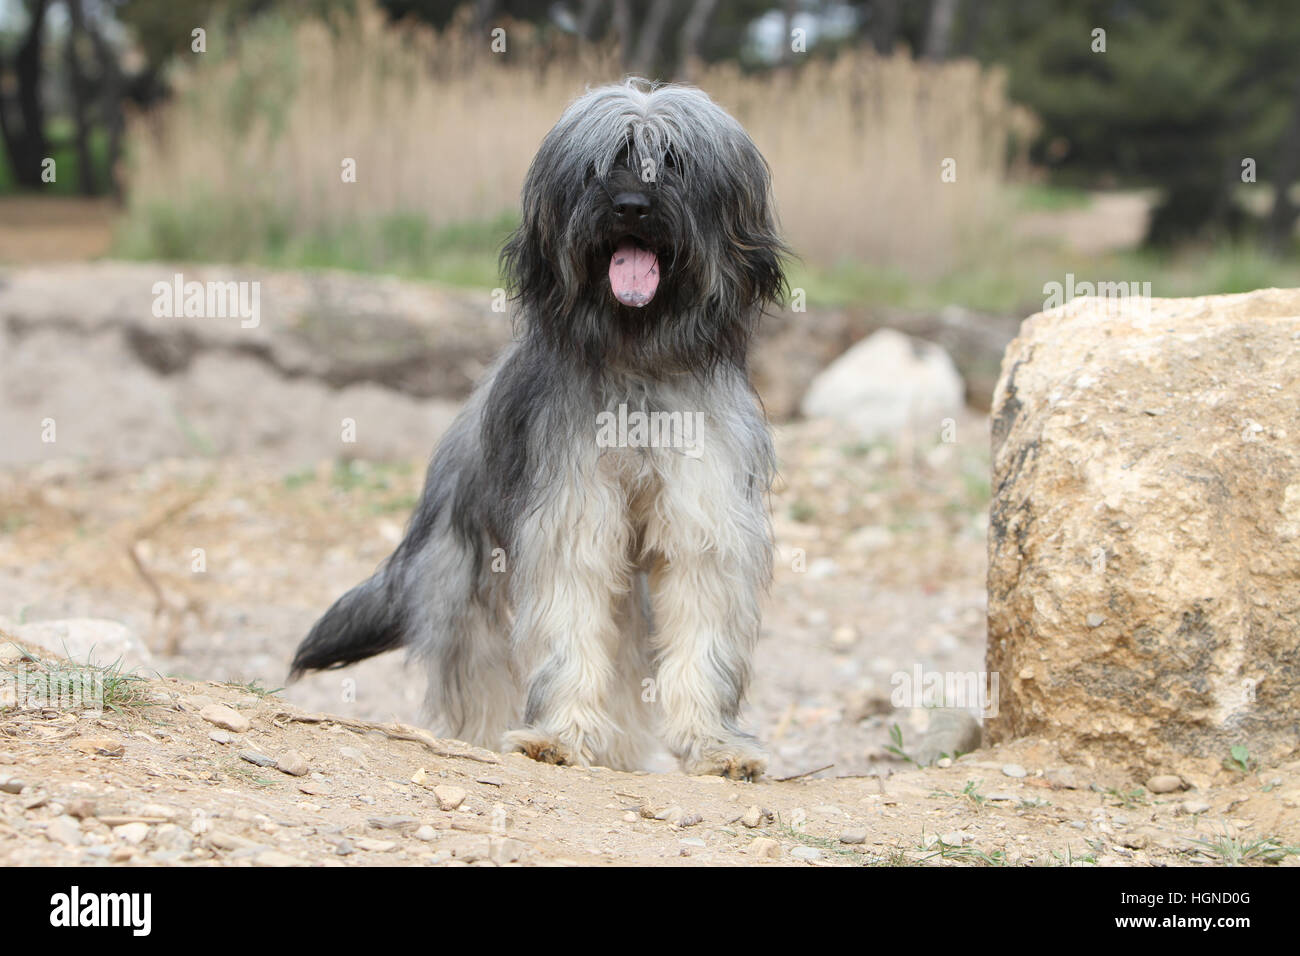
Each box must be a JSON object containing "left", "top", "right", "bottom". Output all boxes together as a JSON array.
[{"left": 502, "top": 79, "right": 787, "bottom": 373}]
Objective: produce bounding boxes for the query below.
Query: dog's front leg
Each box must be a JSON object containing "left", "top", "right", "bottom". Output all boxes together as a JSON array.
[
  {"left": 645, "top": 445, "right": 773, "bottom": 781},
  {"left": 502, "top": 466, "right": 632, "bottom": 767}
]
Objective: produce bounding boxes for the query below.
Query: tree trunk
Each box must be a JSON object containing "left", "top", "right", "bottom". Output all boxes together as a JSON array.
[
  {"left": 0, "top": 0, "right": 51, "bottom": 189},
  {"left": 923, "top": 0, "right": 960, "bottom": 61},
  {"left": 84, "top": 3, "right": 127, "bottom": 200},
  {"left": 630, "top": 0, "right": 674, "bottom": 79},
  {"left": 868, "top": 0, "right": 901, "bottom": 55},
  {"left": 675, "top": 0, "right": 717, "bottom": 80},
  {"left": 576, "top": 0, "right": 603, "bottom": 41},
  {"left": 65, "top": 0, "right": 97, "bottom": 195},
  {"left": 1267, "top": 75, "right": 1300, "bottom": 251},
  {"left": 612, "top": 0, "right": 634, "bottom": 73}
]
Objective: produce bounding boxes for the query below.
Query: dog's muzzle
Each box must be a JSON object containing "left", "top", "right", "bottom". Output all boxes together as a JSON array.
[{"left": 607, "top": 191, "right": 660, "bottom": 307}]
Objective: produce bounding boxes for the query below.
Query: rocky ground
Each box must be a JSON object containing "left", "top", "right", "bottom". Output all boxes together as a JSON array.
[
  {"left": 3, "top": 657, "right": 1298, "bottom": 867},
  {"left": 1, "top": 259, "right": 1297, "bottom": 866},
  {"left": 1, "top": 415, "right": 990, "bottom": 779},
  {"left": 2, "top": 416, "right": 1299, "bottom": 866}
]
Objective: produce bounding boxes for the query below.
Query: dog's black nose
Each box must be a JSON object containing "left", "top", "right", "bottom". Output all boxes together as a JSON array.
[{"left": 612, "top": 191, "right": 652, "bottom": 220}]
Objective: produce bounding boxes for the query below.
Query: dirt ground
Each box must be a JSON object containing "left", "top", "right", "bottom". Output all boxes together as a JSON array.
[
  {"left": 0, "top": 198, "right": 116, "bottom": 263},
  {"left": 2, "top": 416, "right": 1299, "bottom": 866},
  {"left": 3, "top": 655, "right": 1299, "bottom": 867}
]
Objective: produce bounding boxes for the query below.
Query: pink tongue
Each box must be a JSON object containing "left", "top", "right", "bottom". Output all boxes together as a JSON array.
[{"left": 608, "top": 240, "right": 659, "bottom": 307}]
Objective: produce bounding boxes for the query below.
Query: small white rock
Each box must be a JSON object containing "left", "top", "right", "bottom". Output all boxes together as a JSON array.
[
  {"left": 114, "top": 822, "right": 151, "bottom": 845},
  {"left": 199, "top": 704, "right": 250, "bottom": 734},
  {"left": 1145, "top": 774, "right": 1184, "bottom": 794},
  {"left": 276, "top": 750, "right": 310, "bottom": 777},
  {"left": 432, "top": 785, "right": 467, "bottom": 811}
]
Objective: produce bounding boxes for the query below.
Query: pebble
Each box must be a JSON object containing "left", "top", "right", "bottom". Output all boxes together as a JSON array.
[
  {"left": 0, "top": 778, "right": 26, "bottom": 795},
  {"left": 45, "top": 816, "right": 84, "bottom": 847},
  {"left": 987, "top": 792, "right": 1016, "bottom": 801},
  {"left": 740, "top": 805, "right": 765, "bottom": 828},
  {"left": 368, "top": 816, "right": 419, "bottom": 832},
  {"left": 339, "top": 747, "right": 367, "bottom": 766},
  {"left": 238, "top": 750, "right": 276, "bottom": 768},
  {"left": 936, "top": 757, "right": 953, "bottom": 768},
  {"left": 911, "top": 710, "right": 983, "bottom": 766},
  {"left": 199, "top": 703, "right": 251, "bottom": 734},
  {"left": 432, "top": 786, "right": 467, "bottom": 811},
  {"left": 839, "top": 828, "right": 869, "bottom": 844},
  {"left": 414, "top": 825, "right": 437, "bottom": 842},
  {"left": 1001, "top": 763, "right": 1028, "bottom": 778},
  {"left": 276, "top": 750, "right": 310, "bottom": 777},
  {"left": 1046, "top": 767, "right": 1080, "bottom": 789},
  {"left": 207, "top": 831, "right": 257, "bottom": 851},
  {"left": 334, "top": 840, "right": 355, "bottom": 856},
  {"left": 790, "top": 845, "right": 822, "bottom": 861},
  {"left": 750, "top": 837, "right": 781, "bottom": 859},
  {"left": 1181, "top": 800, "right": 1211, "bottom": 815},
  {"left": 940, "top": 831, "right": 965, "bottom": 846},
  {"left": 65, "top": 799, "right": 97, "bottom": 819},
  {"left": 652, "top": 805, "right": 700, "bottom": 826},
  {"left": 153, "top": 824, "right": 193, "bottom": 851},
  {"left": 208, "top": 730, "right": 236, "bottom": 745},
  {"left": 353, "top": 838, "right": 398, "bottom": 853},
  {"left": 255, "top": 850, "right": 305, "bottom": 867},
  {"left": 113, "top": 822, "right": 150, "bottom": 845},
  {"left": 1086, "top": 613, "right": 1106, "bottom": 628},
  {"left": 679, "top": 837, "right": 706, "bottom": 848},
  {"left": 476, "top": 776, "right": 505, "bottom": 787},
  {"left": 1146, "top": 774, "right": 1184, "bottom": 794},
  {"left": 489, "top": 838, "right": 526, "bottom": 864},
  {"left": 831, "top": 626, "right": 857, "bottom": 648},
  {"left": 139, "top": 803, "right": 180, "bottom": 821}
]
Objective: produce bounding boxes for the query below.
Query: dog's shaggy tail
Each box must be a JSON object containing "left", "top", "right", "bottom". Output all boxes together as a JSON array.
[{"left": 288, "top": 572, "right": 406, "bottom": 679}]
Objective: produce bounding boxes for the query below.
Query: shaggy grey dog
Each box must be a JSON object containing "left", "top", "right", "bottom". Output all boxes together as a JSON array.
[{"left": 290, "top": 79, "right": 787, "bottom": 779}]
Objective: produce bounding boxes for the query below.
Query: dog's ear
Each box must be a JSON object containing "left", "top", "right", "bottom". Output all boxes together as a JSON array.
[
  {"left": 500, "top": 128, "right": 586, "bottom": 323},
  {"left": 702, "top": 130, "right": 789, "bottom": 317}
]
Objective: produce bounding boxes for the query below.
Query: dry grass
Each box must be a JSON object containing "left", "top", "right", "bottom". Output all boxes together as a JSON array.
[
  {"left": 117, "top": 2, "right": 1030, "bottom": 276},
  {"left": 714, "top": 56, "right": 1034, "bottom": 272}
]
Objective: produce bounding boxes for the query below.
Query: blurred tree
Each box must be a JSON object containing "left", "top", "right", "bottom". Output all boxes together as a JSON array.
[
  {"left": 379, "top": 0, "right": 761, "bottom": 78},
  {"left": 0, "top": 0, "right": 51, "bottom": 188},
  {"left": 969, "top": 0, "right": 1300, "bottom": 247},
  {"left": 923, "top": 0, "right": 959, "bottom": 60}
]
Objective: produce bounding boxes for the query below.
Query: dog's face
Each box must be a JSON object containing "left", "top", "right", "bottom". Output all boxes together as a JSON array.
[{"left": 502, "top": 81, "right": 787, "bottom": 372}]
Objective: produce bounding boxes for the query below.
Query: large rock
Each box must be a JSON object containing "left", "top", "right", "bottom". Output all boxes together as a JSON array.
[
  {"left": 800, "top": 329, "right": 964, "bottom": 442},
  {"left": 0, "top": 263, "right": 493, "bottom": 467},
  {"left": 986, "top": 289, "right": 1300, "bottom": 775}
]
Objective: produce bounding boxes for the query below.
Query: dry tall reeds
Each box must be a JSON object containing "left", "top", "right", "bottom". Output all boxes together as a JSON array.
[{"left": 119, "top": 2, "right": 1031, "bottom": 275}]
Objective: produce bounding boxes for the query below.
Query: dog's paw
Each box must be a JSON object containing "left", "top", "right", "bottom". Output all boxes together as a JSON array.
[
  {"left": 502, "top": 728, "right": 585, "bottom": 767},
  {"left": 682, "top": 738, "right": 768, "bottom": 782}
]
